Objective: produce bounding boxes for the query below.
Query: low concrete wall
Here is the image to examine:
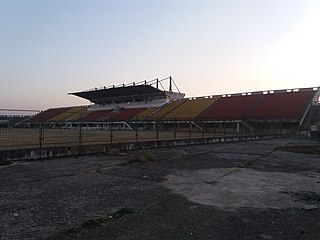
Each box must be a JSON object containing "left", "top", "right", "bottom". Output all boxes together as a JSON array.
[{"left": 0, "top": 135, "right": 282, "bottom": 162}]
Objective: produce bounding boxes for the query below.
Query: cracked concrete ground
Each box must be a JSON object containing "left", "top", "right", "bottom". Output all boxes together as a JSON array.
[{"left": 0, "top": 138, "right": 320, "bottom": 240}]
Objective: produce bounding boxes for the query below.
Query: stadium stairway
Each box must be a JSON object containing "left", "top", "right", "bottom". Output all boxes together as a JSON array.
[
  {"left": 241, "top": 94, "right": 264, "bottom": 119},
  {"left": 300, "top": 105, "right": 320, "bottom": 129},
  {"left": 147, "top": 99, "right": 187, "bottom": 121},
  {"left": 162, "top": 98, "right": 216, "bottom": 121},
  {"left": 136, "top": 107, "right": 158, "bottom": 121},
  {"left": 197, "top": 95, "right": 258, "bottom": 121},
  {"left": 49, "top": 106, "right": 88, "bottom": 122}
]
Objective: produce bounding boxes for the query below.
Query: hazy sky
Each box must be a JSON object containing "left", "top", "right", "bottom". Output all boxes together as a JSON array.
[{"left": 1, "top": 0, "right": 319, "bottom": 110}]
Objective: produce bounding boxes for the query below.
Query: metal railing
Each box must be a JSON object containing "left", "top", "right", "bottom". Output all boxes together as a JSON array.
[{"left": 0, "top": 109, "right": 294, "bottom": 151}]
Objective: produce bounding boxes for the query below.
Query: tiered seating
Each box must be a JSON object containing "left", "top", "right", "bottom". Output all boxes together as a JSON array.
[
  {"left": 162, "top": 98, "right": 217, "bottom": 121},
  {"left": 148, "top": 99, "right": 186, "bottom": 120},
  {"left": 110, "top": 108, "right": 147, "bottom": 121},
  {"left": 247, "top": 90, "right": 315, "bottom": 119},
  {"left": 197, "top": 95, "right": 260, "bottom": 120},
  {"left": 27, "top": 107, "right": 72, "bottom": 122},
  {"left": 49, "top": 106, "right": 88, "bottom": 122},
  {"left": 24, "top": 87, "right": 317, "bottom": 124},
  {"left": 136, "top": 107, "right": 158, "bottom": 120},
  {"left": 0, "top": 116, "right": 29, "bottom": 126},
  {"left": 82, "top": 110, "right": 112, "bottom": 122}
]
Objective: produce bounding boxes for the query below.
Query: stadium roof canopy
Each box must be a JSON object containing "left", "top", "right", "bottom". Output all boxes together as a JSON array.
[
  {"left": 70, "top": 85, "right": 164, "bottom": 103},
  {"left": 69, "top": 76, "right": 182, "bottom": 104}
]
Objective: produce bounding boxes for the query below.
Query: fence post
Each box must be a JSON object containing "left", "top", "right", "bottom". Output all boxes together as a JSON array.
[
  {"left": 78, "top": 113, "right": 82, "bottom": 152},
  {"left": 135, "top": 120, "right": 138, "bottom": 143},
  {"left": 272, "top": 120, "right": 275, "bottom": 136},
  {"left": 39, "top": 111, "right": 44, "bottom": 150},
  {"left": 256, "top": 121, "right": 259, "bottom": 136},
  {"left": 156, "top": 121, "right": 159, "bottom": 141},
  {"left": 232, "top": 120, "right": 235, "bottom": 137},
  {"left": 251, "top": 120, "right": 254, "bottom": 136},
  {"left": 201, "top": 122, "right": 204, "bottom": 138},
  {"left": 110, "top": 120, "right": 113, "bottom": 145}
]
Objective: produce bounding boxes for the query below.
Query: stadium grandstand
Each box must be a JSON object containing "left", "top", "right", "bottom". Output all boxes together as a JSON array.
[
  {"left": 1, "top": 77, "right": 319, "bottom": 152},
  {"left": 20, "top": 79, "right": 320, "bottom": 131},
  {"left": 0, "top": 109, "right": 38, "bottom": 127}
]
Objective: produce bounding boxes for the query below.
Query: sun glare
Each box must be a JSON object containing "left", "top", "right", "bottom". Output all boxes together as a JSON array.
[{"left": 262, "top": 3, "right": 320, "bottom": 87}]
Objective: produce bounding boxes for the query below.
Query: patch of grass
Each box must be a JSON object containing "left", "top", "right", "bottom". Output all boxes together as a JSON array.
[
  {"left": 80, "top": 216, "right": 107, "bottom": 229},
  {"left": 129, "top": 150, "right": 157, "bottom": 163},
  {"left": 47, "top": 228, "right": 78, "bottom": 240},
  {"left": 47, "top": 208, "right": 135, "bottom": 239},
  {"left": 117, "top": 207, "right": 135, "bottom": 215},
  {"left": 144, "top": 150, "right": 156, "bottom": 162},
  {"left": 112, "top": 208, "right": 135, "bottom": 219}
]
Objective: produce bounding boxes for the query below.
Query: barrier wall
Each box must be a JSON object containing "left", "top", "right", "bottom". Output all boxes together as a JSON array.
[{"left": 0, "top": 134, "right": 283, "bottom": 162}]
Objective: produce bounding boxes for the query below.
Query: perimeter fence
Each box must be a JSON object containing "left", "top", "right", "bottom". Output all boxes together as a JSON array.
[{"left": 0, "top": 109, "right": 293, "bottom": 151}]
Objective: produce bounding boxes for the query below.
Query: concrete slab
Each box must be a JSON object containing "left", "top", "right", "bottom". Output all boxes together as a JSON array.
[
  {"left": 0, "top": 137, "right": 319, "bottom": 240},
  {"left": 163, "top": 168, "right": 320, "bottom": 210}
]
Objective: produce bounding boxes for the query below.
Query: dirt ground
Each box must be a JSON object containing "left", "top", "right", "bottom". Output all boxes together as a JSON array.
[{"left": 0, "top": 137, "right": 320, "bottom": 240}]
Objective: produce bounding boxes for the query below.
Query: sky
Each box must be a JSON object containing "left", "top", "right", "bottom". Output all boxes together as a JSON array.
[{"left": 1, "top": 0, "right": 319, "bottom": 110}]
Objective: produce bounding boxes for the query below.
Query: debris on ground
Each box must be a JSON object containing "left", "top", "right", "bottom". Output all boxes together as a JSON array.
[
  {"left": 259, "top": 234, "right": 272, "bottom": 239},
  {"left": 107, "top": 148, "right": 126, "bottom": 156},
  {"left": 275, "top": 145, "right": 320, "bottom": 154},
  {"left": 302, "top": 204, "right": 318, "bottom": 210},
  {"left": 129, "top": 150, "right": 157, "bottom": 163},
  {"left": 0, "top": 159, "right": 12, "bottom": 166},
  {"left": 279, "top": 191, "right": 320, "bottom": 209}
]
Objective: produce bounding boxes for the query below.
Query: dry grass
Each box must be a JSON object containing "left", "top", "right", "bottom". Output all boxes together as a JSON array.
[{"left": 0, "top": 128, "right": 220, "bottom": 150}]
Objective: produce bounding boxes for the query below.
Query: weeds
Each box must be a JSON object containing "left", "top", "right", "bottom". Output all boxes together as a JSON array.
[
  {"left": 47, "top": 208, "right": 135, "bottom": 240},
  {"left": 144, "top": 150, "right": 156, "bottom": 162}
]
